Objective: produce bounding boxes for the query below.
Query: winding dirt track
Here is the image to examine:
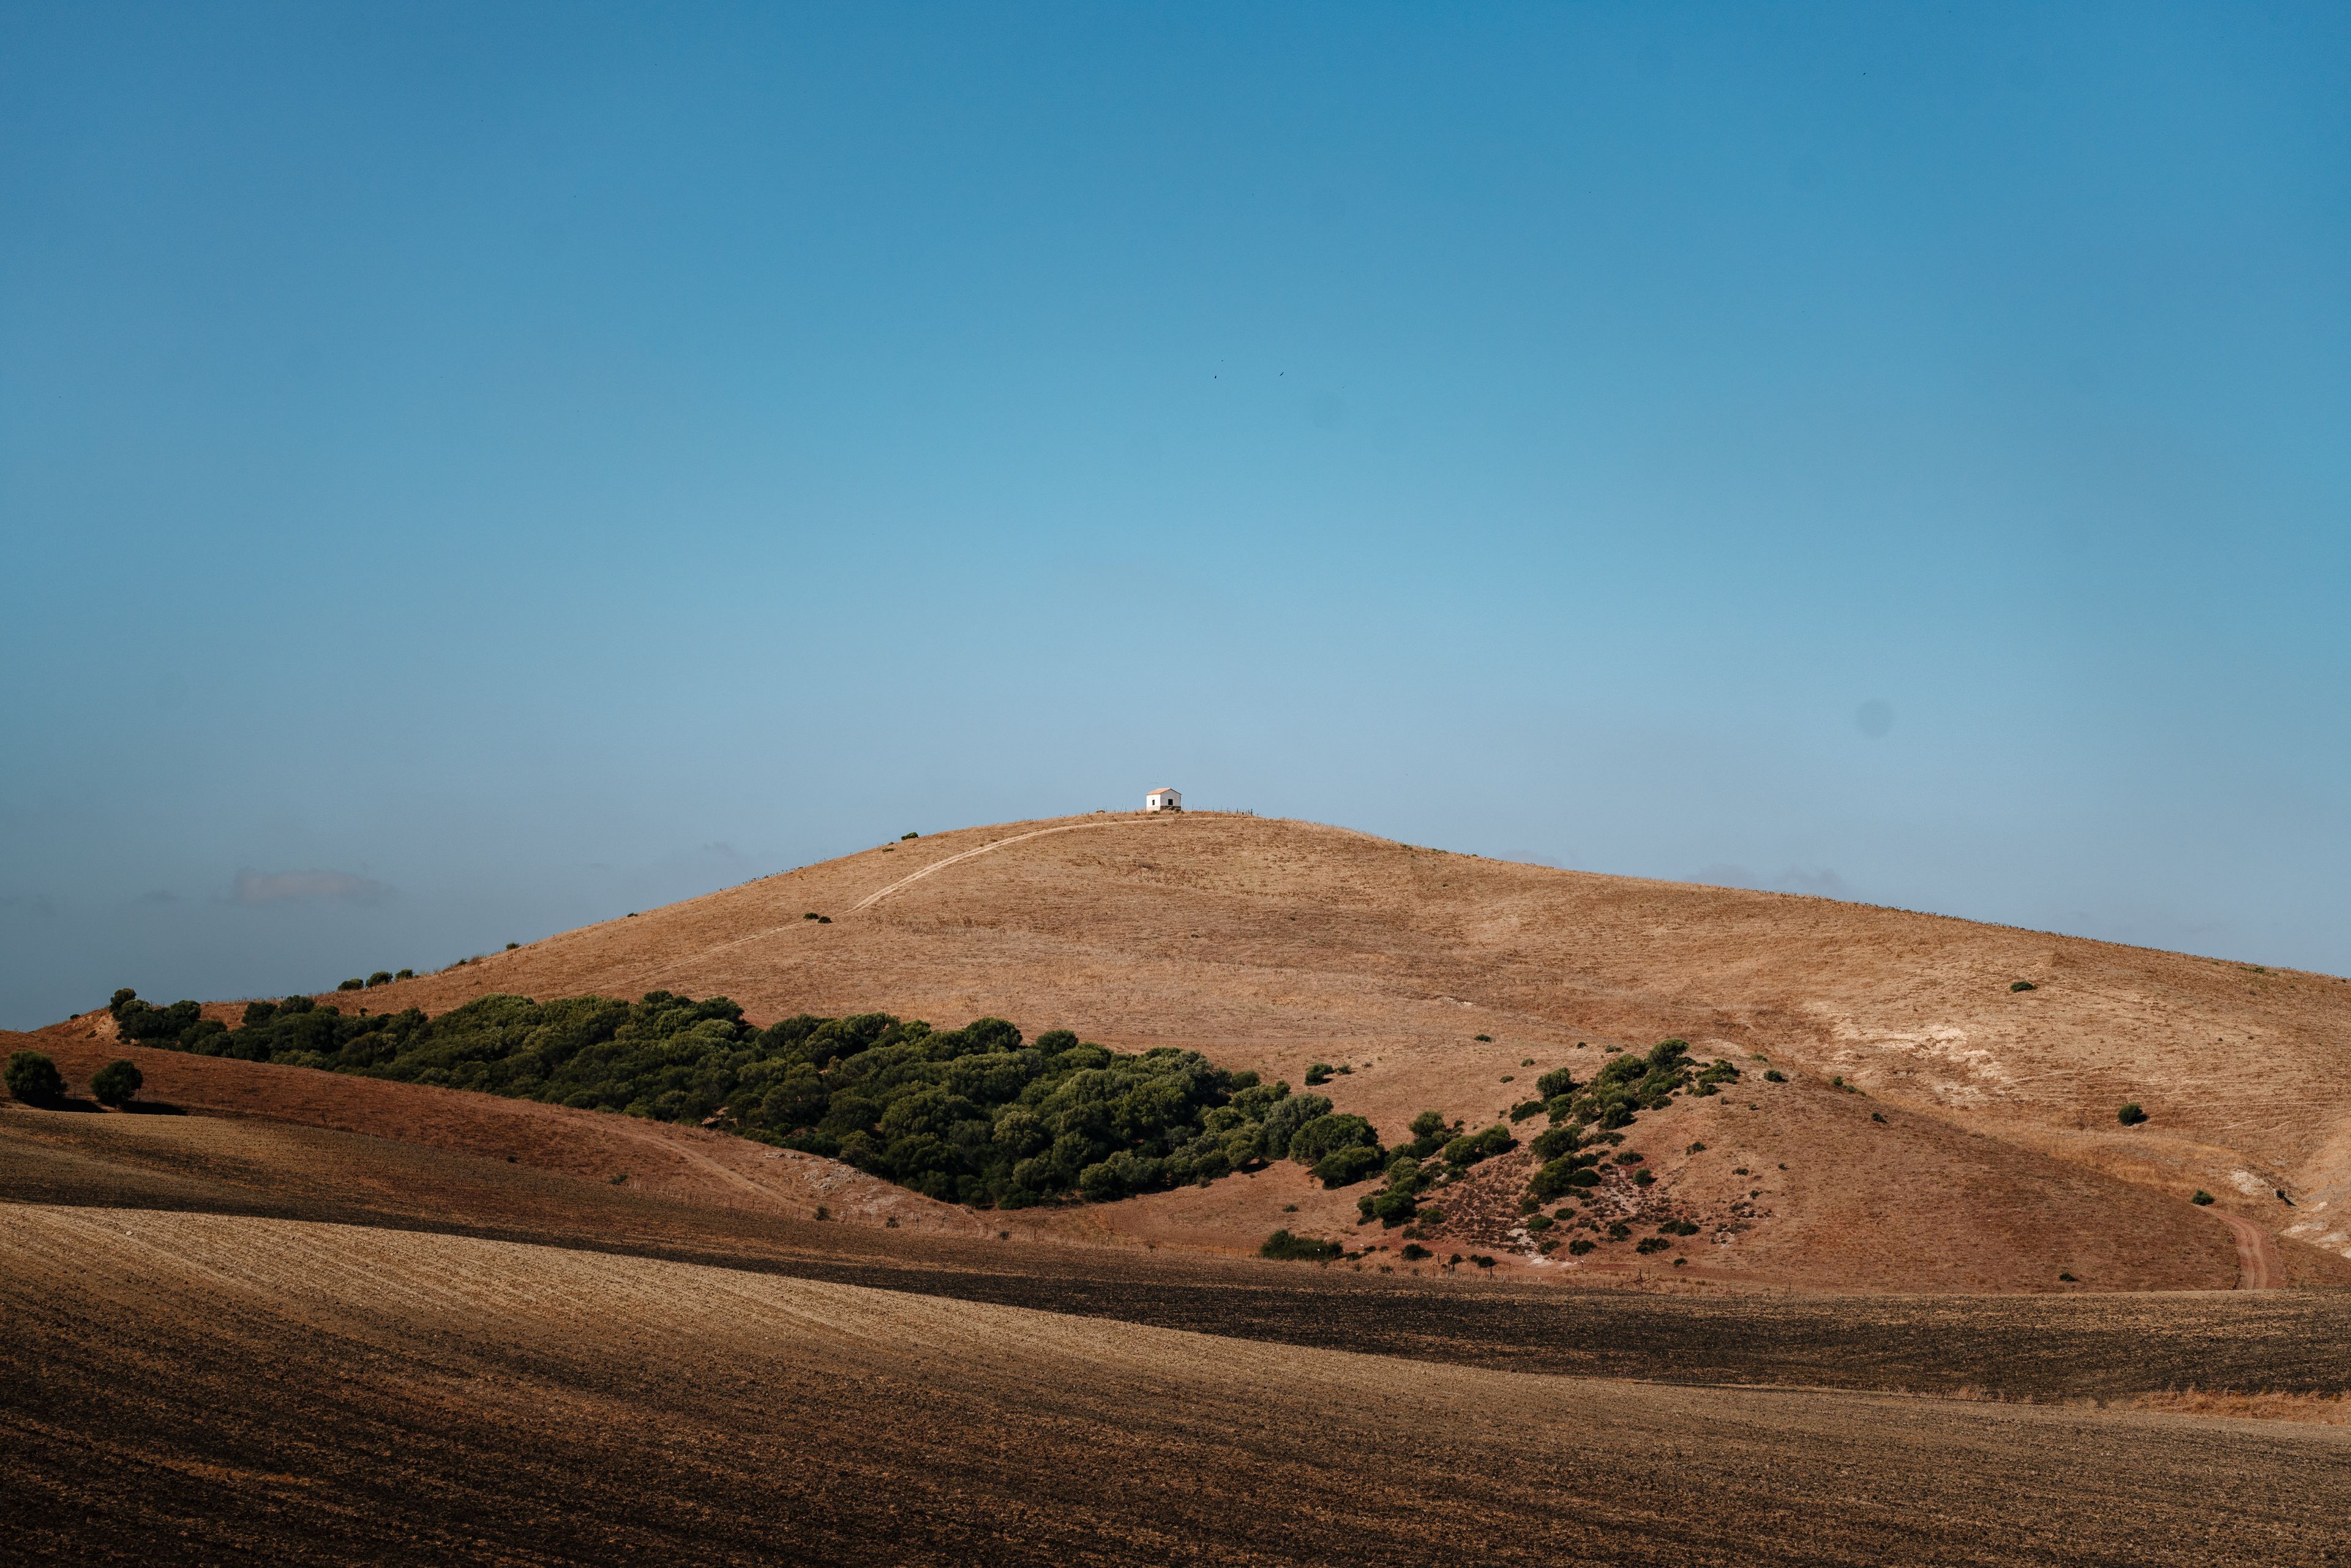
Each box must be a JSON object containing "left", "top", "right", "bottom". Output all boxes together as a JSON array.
[
  {"left": 850, "top": 819, "right": 1134, "bottom": 910},
  {"left": 2219, "top": 1211, "right": 2286, "bottom": 1289}
]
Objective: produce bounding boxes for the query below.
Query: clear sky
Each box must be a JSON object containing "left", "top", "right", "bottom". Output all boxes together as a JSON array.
[{"left": 4, "top": 3, "right": 2347, "bottom": 1026}]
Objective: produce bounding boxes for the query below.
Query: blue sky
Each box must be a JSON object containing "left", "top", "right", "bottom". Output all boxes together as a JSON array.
[{"left": 4, "top": 3, "right": 2347, "bottom": 1025}]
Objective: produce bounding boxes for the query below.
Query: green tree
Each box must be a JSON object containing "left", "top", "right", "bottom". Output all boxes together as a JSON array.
[
  {"left": 90, "top": 1059, "right": 143, "bottom": 1106},
  {"left": 6, "top": 1051, "right": 67, "bottom": 1106}
]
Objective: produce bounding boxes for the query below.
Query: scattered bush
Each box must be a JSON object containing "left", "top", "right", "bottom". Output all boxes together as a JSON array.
[
  {"left": 1606, "top": 1221, "right": 1631, "bottom": 1240},
  {"left": 1473, "top": 1033, "right": 1491, "bottom": 1042},
  {"left": 1469, "top": 1255, "right": 1496, "bottom": 1268},
  {"left": 1303, "top": 1062, "right": 1333, "bottom": 1086},
  {"left": 1358, "top": 1156, "right": 1426, "bottom": 1225},
  {"left": 394, "top": 969, "right": 414, "bottom": 980},
  {"left": 1440, "top": 1123, "right": 1516, "bottom": 1171},
  {"left": 1685, "top": 1141, "right": 1706, "bottom": 1155},
  {"left": 1763, "top": 1068, "right": 1787, "bottom": 1082},
  {"left": 337, "top": 978, "right": 364, "bottom": 991},
  {"left": 1291, "top": 1111, "right": 1379, "bottom": 1166},
  {"left": 1529, "top": 1155, "right": 1601, "bottom": 1199},
  {"left": 2058, "top": 1271, "right": 2076, "bottom": 1281},
  {"left": 901, "top": 831, "right": 920, "bottom": 840},
  {"left": 504, "top": 942, "right": 520, "bottom": 950},
  {"left": 2118, "top": 1103, "right": 2148, "bottom": 1126},
  {"left": 2011, "top": 980, "right": 2037, "bottom": 992},
  {"left": 1311, "top": 1144, "right": 1385, "bottom": 1189},
  {"left": 1260, "top": 1229, "right": 1341, "bottom": 1262},
  {"left": 90, "top": 1059, "right": 143, "bottom": 1106},
  {"left": 2192, "top": 1190, "right": 2215, "bottom": 1206},
  {"left": 1524, "top": 1214, "right": 1553, "bottom": 1232},
  {"left": 1508, "top": 1098, "right": 1547, "bottom": 1122},
  {"left": 5, "top": 1050, "right": 67, "bottom": 1106},
  {"left": 1400, "top": 1243, "right": 1431, "bottom": 1261},
  {"left": 366, "top": 970, "right": 393, "bottom": 987},
  {"left": 1567, "top": 1239, "right": 1595, "bottom": 1256},
  {"left": 1613, "top": 1150, "right": 1644, "bottom": 1165},
  {"left": 1871, "top": 1112, "right": 1886, "bottom": 1123},
  {"left": 1635, "top": 1236, "right": 1670, "bottom": 1255},
  {"left": 1520, "top": 1058, "right": 1535, "bottom": 1067},
  {"left": 1535, "top": 1066, "right": 1577, "bottom": 1098},
  {"left": 1632, "top": 1168, "right": 1655, "bottom": 1187}
]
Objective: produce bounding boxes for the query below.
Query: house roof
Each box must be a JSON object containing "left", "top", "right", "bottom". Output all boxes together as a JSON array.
[{"left": 1148, "top": 787, "right": 1177, "bottom": 793}]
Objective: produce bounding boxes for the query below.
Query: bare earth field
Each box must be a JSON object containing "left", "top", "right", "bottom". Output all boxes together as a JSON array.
[{"left": 12, "top": 813, "right": 2351, "bottom": 1561}]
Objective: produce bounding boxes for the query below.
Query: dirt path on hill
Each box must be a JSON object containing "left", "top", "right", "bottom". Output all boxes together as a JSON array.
[
  {"left": 2218, "top": 1212, "right": 2284, "bottom": 1289},
  {"left": 850, "top": 819, "right": 1139, "bottom": 911}
]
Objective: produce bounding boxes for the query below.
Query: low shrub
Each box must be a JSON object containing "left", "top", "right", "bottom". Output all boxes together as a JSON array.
[
  {"left": 1529, "top": 1125, "right": 1580, "bottom": 1161},
  {"left": 1685, "top": 1141, "right": 1706, "bottom": 1155},
  {"left": 2118, "top": 1103, "right": 2148, "bottom": 1126},
  {"left": 1260, "top": 1229, "right": 1341, "bottom": 1262},
  {"left": 1303, "top": 1062, "right": 1333, "bottom": 1086},
  {"left": 366, "top": 970, "right": 393, "bottom": 987},
  {"left": 1524, "top": 1214, "right": 1553, "bottom": 1232},
  {"left": 1635, "top": 1236, "right": 1670, "bottom": 1255},
  {"left": 1311, "top": 1144, "right": 1385, "bottom": 1188},
  {"left": 1613, "top": 1150, "right": 1644, "bottom": 1165},
  {"left": 901, "top": 831, "right": 920, "bottom": 839},
  {"left": 2192, "top": 1190, "right": 2215, "bottom": 1206},
  {"left": 1567, "top": 1239, "right": 1595, "bottom": 1256},
  {"left": 90, "top": 1059, "right": 143, "bottom": 1106},
  {"left": 1763, "top": 1068, "right": 1787, "bottom": 1082},
  {"left": 1529, "top": 1153, "right": 1600, "bottom": 1200},
  {"left": 1632, "top": 1169, "right": 1655, "bottom": 1186},
  {"left": 1606, "top": 1221, "right": 1631, "bottom": 1240},
  {"left": 1473, "top": 1033, "right": 1491, "bottom": 1042},
  {"left": 2011, "top": 980, "right": 2037, "bottom": 992},
  {"left": 1400, "top": 1242, "right": 1431, "bottom": 1261},
  {"left": 6, "top": 1050, "right": 67, "bottom": 1106},
  {"left": 1509, "top": 1099, "right": 1547, "bottom": 1121},
  {"left": 337, "top": 978, "right": 364, "bottom": 991},
  {"left": 394, "top": 969, "right": 414, "bottom": 980},
  {"left": 1469, "top": 1255, "right": 1496, "bottom": 1268}
]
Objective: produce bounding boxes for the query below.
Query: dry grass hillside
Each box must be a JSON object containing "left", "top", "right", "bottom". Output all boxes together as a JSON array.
[{"left": 39, "top": 811, "right": 2351, "bottom": 1292}]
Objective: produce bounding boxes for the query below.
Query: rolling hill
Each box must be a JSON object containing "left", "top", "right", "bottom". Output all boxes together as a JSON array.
[{"left": 36, "top": 809, "right": 2351, "bottom": 1292}]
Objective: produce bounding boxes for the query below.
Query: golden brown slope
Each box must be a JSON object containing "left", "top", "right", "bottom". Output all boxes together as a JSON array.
[{"left": 58, "top": 811, "right": 2351, "bottom": 1289}]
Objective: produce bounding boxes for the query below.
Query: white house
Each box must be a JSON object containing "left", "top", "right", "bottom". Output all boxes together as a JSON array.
[{"left": 1145, "top": 787, "right": 1182, "bottom": 812}]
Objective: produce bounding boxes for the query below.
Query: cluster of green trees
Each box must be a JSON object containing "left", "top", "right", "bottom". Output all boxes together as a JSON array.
[{"left": 99, "top": 988, "right": 1434, "bottom": 1210}]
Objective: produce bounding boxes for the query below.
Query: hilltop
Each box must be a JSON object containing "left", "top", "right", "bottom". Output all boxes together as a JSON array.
[{"left": 38, "top": 810, "right": 2351, "bottom": 1292}]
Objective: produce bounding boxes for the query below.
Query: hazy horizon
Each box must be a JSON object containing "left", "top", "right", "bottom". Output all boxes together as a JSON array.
[{"left": 6, "top": 3, "right": 2348, "bottom": 1025}]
